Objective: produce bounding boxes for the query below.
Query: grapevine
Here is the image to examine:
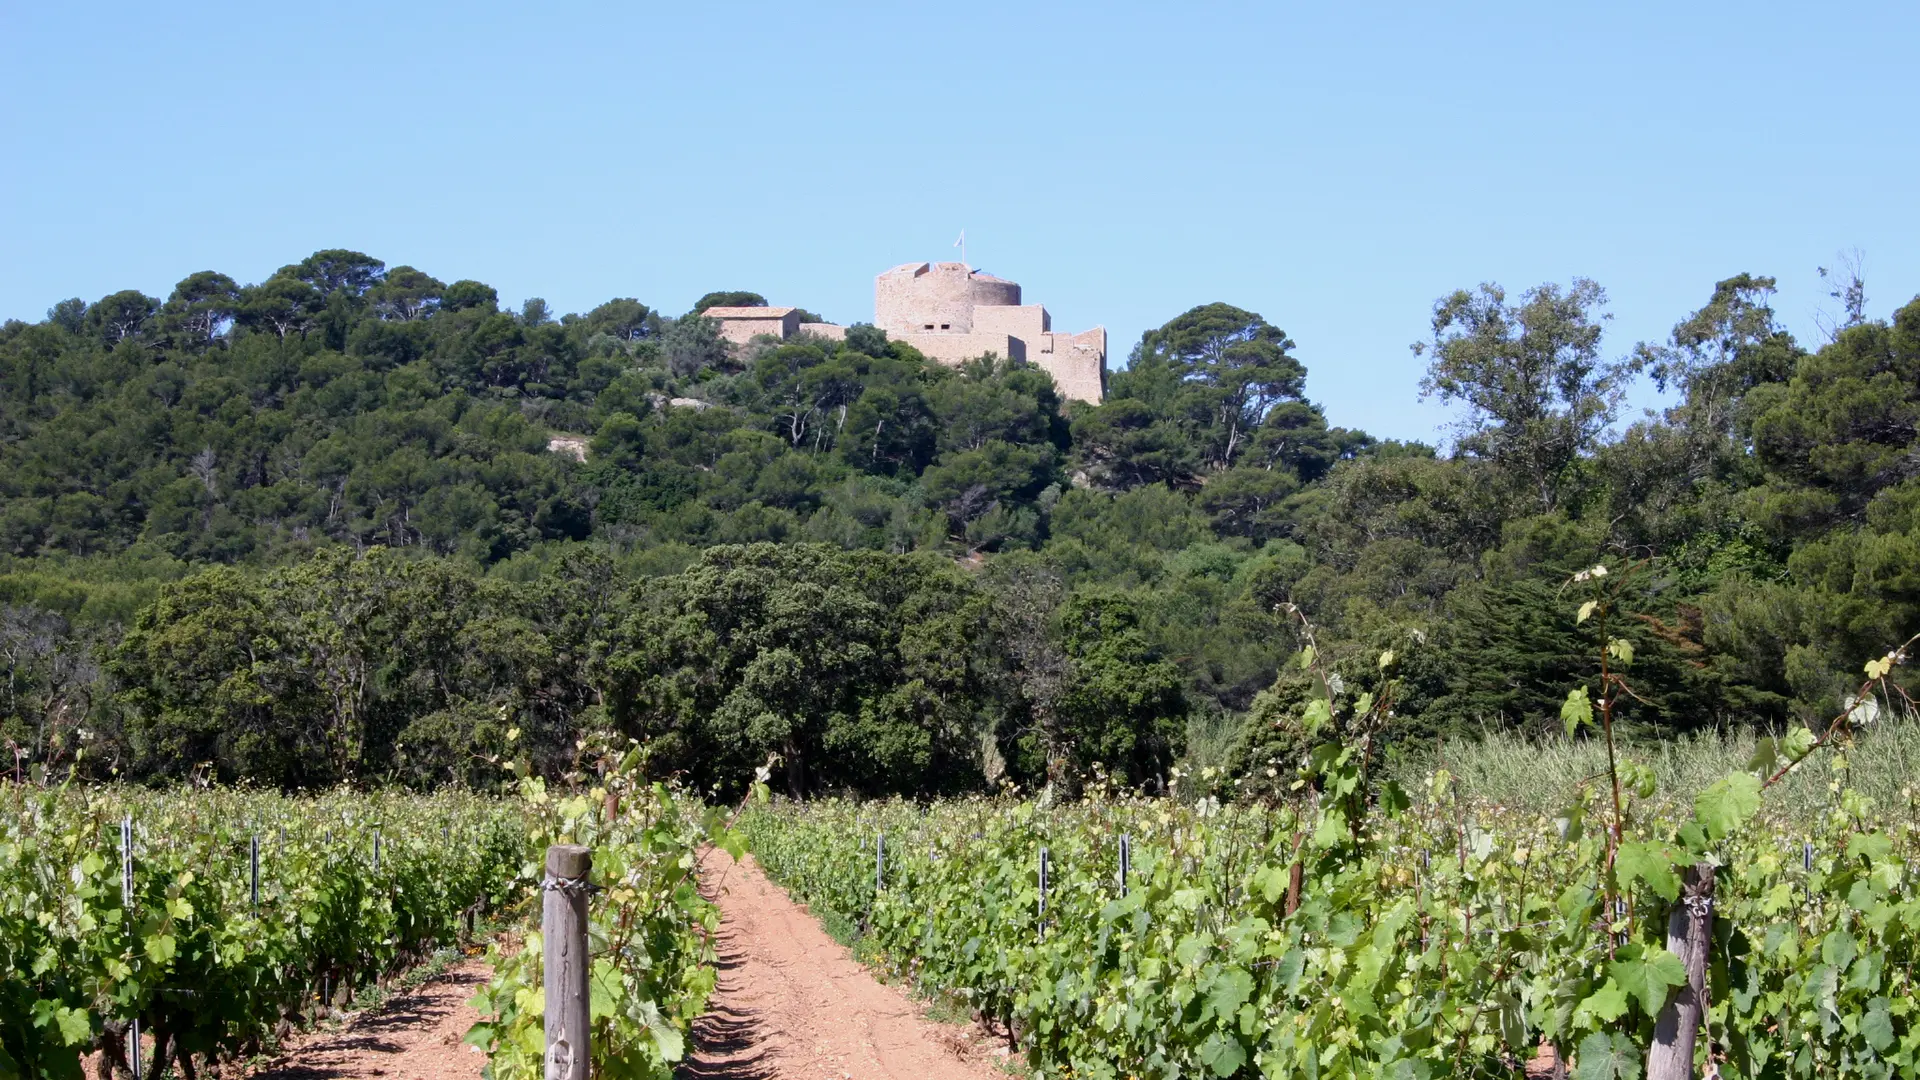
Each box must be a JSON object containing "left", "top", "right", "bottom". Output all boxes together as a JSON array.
[
  {"left": 1, "top": 785, "right": 524, "bottom": 1080},
  {"left": 746, "top": 610, "right": 1920, "bottom": 1078}
]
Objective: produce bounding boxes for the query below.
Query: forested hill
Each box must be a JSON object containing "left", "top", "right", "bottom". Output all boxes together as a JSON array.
[{"left": 2, "top": 251, "right": 1916, "bottom": 795}]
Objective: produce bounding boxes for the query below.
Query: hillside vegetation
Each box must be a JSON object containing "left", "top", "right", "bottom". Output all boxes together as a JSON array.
[{"left": 3, "top": 253, "right": 1917, "bottom": 793}]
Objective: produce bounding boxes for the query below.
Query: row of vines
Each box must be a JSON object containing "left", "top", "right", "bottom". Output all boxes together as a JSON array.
[
  {"left": 749, "top": 776, "right": 1918, "bottom": 1078},
  {"left": 463, "top": 738, "right": 758, "bottom": 1080},
  {"left": 1, "top": 785, "right": 525, "bottom": 1080},
  {"left": 746, "top": 588, "right": 1920, "bottom": 1079},
  {"left": 3, "top": 736, "right": 749, "bottom": 1080}
]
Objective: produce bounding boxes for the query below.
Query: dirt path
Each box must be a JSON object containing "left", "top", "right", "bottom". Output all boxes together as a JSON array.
[
  {"left": 682, "top": 848, "right": 1005, "bottom": 1080},
  {"left": 249, "top": 851, "right": 997, "bottom": 1080},
  {"left": 249, "top": 962, "right": 488, "bottom": 1080}
]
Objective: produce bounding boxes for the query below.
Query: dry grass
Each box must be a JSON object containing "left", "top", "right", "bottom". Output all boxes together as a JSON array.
[{"left": 1394, "top": 715, "right": 1920, "bottom": 822}]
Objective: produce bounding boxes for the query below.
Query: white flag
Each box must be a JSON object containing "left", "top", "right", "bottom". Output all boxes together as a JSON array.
[{"left": 954, "top": 229, "right": 964, "bottom": 248}]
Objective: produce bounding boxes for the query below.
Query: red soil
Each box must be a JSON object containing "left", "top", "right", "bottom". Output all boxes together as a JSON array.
[
  {"left": 246, "top": 963, "right": 489, "bottom": 1080},
  {"left": 681, "top": 848, "right": 1006, "bottom": 1080},
  {"left": 249, "top": 850, "right": 1003, "bottom": 1080}
]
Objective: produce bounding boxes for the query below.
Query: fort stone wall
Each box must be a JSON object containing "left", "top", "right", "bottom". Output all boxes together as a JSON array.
[
  {"left": 699, "top": 261, "right": 1106, "bottom": 403},
  {"left": 872, "top": 261, "right": 1104, "bottom": 403},
  {"left": 876, "top": 262, "right": 982, "bottom": 333},
  {"left": 1033, "top": 328, "right": 1107, "bottom": 403},
  {"left": 971, "top": 303, "right": 1049, "bottom": 341},
  {"left": 896, "top": 331, "right": 1024, "bottom": 366},
  {"left": 704, "top": 306, "right": 800, "bottom": 345}
]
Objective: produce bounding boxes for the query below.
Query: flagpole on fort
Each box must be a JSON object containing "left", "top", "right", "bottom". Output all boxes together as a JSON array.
[{"left": 954, "top": 229, "right": 966, "bottom": 268}]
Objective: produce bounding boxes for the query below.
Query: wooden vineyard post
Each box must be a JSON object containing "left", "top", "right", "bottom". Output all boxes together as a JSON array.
[
  {"left": 875, "top": 832, "right": 885, "bottom": 897},
  {"left": 121, "top": 815, "right": 141, "bottom": 1079},
  {"left": 543, "top": 844, "right": 592, "bottom": 1080},
  {"left": 1647, "top": 862, "right": 1715, "bottom": 1080},
  {"left": 1038, "top": 845, "right": 1050, "bottom": 941},
  {"left": 1117, "top": 834, "right": 1130, "bottom": 898}
]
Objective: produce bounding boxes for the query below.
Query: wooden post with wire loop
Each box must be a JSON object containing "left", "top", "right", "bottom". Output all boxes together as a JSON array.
[{"left": 542, "top": 844, "right": 592, "bottom": 1080}]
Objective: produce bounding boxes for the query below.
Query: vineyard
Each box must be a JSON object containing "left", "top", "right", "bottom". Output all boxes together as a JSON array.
[
  {"left": 463, "top": 741, "right": 748, "bottom": 1080},
  {"left": 1, "top": 739, "right": 737, "bottom": 1080},
  {"left": 8, "top": 608, "right": 1917, "bottom": 1080},
  {"left": 748, "top": 774, "right": 1920, "bottom": 1078},
  {"left": 1, "top": 784, "right": 524, "bottom": 1080}
]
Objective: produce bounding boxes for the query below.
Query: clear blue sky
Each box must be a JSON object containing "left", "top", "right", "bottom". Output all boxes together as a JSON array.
[{"left": 4, "top": 1, "right": 1914, "bottom": 441}]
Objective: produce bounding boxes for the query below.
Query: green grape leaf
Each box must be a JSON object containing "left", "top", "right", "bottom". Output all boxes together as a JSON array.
[
  {"left": 1606, "top": 638, "right": 1634, "bottom": 667},
  {"left": 648, "top": 1017, "right": 685, "bottom": 1062},
  {"left": 1821, "top": 929, "right": 1857, "bottom": 970},
  {"left": 1861, "top": 997, "right": 1894, "bottom": 1051},
  {"left": 1301, "top": 698, "right": 1332, "bottom": 737},
  {"left": 1614, "top": 840, "right": 1680, "bottom": 901},
  {"left": 1845, "top": 831, "right": 1892, "bottom": 865},
  {"left": 1610, "top": 947, "right": 1686, "bottom": 1016},
  {"left": 1620, "top": 760, "right": 1658, "bottom": 800},
  {"left": 1377, "top": 779, "right": 1410, "bottom": 816},
  {"left": 1207, "top": 966, "right": 1254, "bottom": 1021},
  {"left": 1254, "top": 866, "right": 1286, "bottom": 904},
  {"left": 1574, "top": 979, "right": 1629, "bottom": 1024},
  {"left": 1494, "top": 992, "right": 1527, "bottom": 1051},
  {"left": 145, "top": 932, "right": 177, "bottom": 964},
  {"left": 1556, "top": 882, "right": 1596, "bottom": 923},
  {"left": 1561, "top": 687, "right": 1593, "bottom": 736},
  {"left": 589, "top": 959, "right": 620, "bottom": 1021},
  {"left": 1199, "top": 1032, "right": 1247, "bottom": 1078},
  {"left": 51, "top": 1005, "right": 92, "bottom": 1046},
  {"left": 1577, "top": 600, "right": 1597, "bottom": 624},
  {"left": 1782, "top": 726, "right": 1817, "bottom": 761},
  {"left": 1574, "top": 1032, "right": 1641, "bottom": 1080},
  {"left": 1311, "top": 807, "right": 1349, "bottom": 849},
  {"left": 1694, "top": 772, "right": 1762, "bottom": 842}
]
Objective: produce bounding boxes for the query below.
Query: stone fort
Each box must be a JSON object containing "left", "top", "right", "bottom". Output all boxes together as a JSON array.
[{"left": 703, "top": 262, "right": 1106, "bottom": 403}]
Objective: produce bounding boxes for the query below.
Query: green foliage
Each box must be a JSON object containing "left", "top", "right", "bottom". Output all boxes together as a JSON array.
[
  {"left": 687, "top": 291, "right": 767, "bottom": 315},
  {"left": 6, "top": 248, "right": 1920, "bottom": 803},
  {"left": 1415, "top": 279, "right": 1630, "bottom": 512},
  {"left": 106, "top": 548, "right": 606, "bottom": 787},
  {"left": 1128, "top": 302, "right": 1308, "bottom": 474},
  {"left": 745, "top": 743, "right": 1920, "bottom": 1078},
  {"left": 0, "top": 754, "right": 735, "bottom": 1080},
  {"left": 0, "top": 784, "right": 524, "bottom": 1080},
  {"left": 604, "top": 543, "right": 998, "bottom": 798},
  {"left": 467, "top": 738, "right": 742, "bottom": 1080}
]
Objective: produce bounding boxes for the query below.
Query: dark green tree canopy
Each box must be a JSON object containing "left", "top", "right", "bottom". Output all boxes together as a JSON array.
[
  {"left": 161, "top": 271, "right": 242, "bottom": 348},
  {"left": 1416, "top": 279, "right": 1628, "bottom": 512},
  {"left": 690, "top": 291, "right": 767, "bottom": 315},
  {"left": 442, "top": 279, "right": 500, "bottom": 312},
  {"left": 1131, "top": 302, "right": 1308, "bottom": 472},
  {"left": 6, "top": 246, "right": 1918, "bottom": 796}
]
